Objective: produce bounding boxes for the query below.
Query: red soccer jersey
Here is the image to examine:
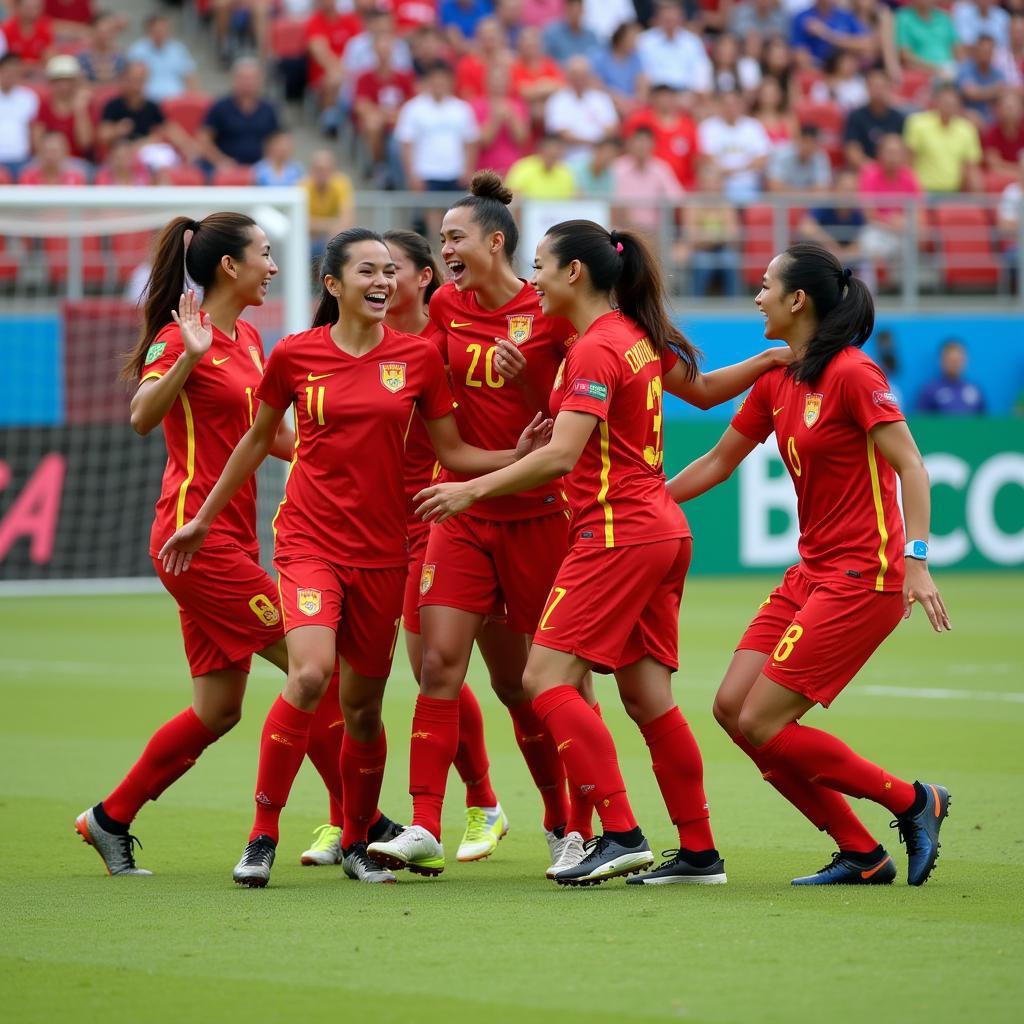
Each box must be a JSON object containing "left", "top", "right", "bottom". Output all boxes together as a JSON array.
[
  {"left": 623, "top": 108, "right": 699, "bottom": 188},
  {"left": 428, "top": 279, "right": 574, "bottom": 520},
  {"left": 731, "top": 347, "right": 906, "bottom": 592},
  {"left": 403, "top": 320, "right": 446, "bottom": 521},
  {"left": 256, "top": 324, "right": 455, "bottom": 568},
  {"left": 2, "top": 17, "right": 53, "bottom": 64},
  {"left": 354, "top": 67, "right": 416, "bottom": 117},
  {"left": 142, "top": 319, "right": 267, "bottom": 555},
  {"left": 306, "top": 11, "right": 362, "bottom": 87},
  {"left": 550, "top": 310, "right": 689, "bottom": 549}
]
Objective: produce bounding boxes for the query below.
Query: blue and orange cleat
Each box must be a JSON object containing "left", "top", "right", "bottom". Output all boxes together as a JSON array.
[
  {"left": 891, "top": 781, "right": 950, "bottom": 886},
  {"left": 791, "top": 849, "right": 896, "bottom": 886}
]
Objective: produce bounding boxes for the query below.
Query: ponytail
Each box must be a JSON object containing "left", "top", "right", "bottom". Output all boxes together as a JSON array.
[
  {"left": 777, "top": 242, "right": 874, "bottom": 383},
  {"left": 544, "top": 220, "right": 702, "bottom": 378},
  {"left": 122, "top": 211, "right": 256, "bottom": 381},
  {"left": 311, "top": 226, "right": 385, "bottom": 328}
]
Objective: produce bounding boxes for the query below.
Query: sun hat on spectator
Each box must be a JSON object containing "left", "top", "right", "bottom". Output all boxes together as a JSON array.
[{"left": 46, "top": 55, "right": 82, "bottom": 79}]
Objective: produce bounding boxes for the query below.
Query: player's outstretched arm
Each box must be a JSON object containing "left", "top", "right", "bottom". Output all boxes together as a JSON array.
[
  {"left": 870, "top": 420, "right": 951, "bottom": 633},
  {"left": 158, "top": 401, "right": 286, "bottom": 575},
  {"left": 663, "top": 346, "right": 793, "bottom": 410},
  {"left": 666, "top": 426, "right": 757, "bottom": 504},
  {"left": 423, "top": 410, "right": 551, "bottom": 478}
]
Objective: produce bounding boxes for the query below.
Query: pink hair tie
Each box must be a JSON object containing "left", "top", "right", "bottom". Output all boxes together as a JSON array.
[{"left": 615, "top": 242, "right": 624, "bottom": 253}]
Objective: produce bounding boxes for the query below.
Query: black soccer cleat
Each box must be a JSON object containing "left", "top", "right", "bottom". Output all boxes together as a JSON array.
[
  {"left": 791, "top": 849, "right": 897, "bottom": 886},
  {"left": 626, "top": 849, "right": 727, "bottom": 886},
  {"left": 552, "top": 833, "right": 654, "bottom": 887},
  {"left": 233, "top": 834, "right": 277, "bottom": 888},
  {"left": 891, "top": 782, "right": 950, "bottom": 886}
]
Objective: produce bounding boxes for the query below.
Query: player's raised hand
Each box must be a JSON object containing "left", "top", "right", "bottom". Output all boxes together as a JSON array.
[
  {"left": 415, "top": 482, "right": 476, "bottom": 524},
  {"left": 515, "top": 411, "right": 553, "bottom": 458},
  {"left": 903, "top": 560, "right": 951, "bottom": 632},
  {"left": 170, "top": 289, "right": 213, "bottom": 360},
  {"left": 764, "top": 345, "right": 796, "bottom": 368},
  {"left": 158, "top": 519, "right": 211, "bottom": 576},
  {"left": 493, "top": 339, "right": 527, "bottom": 382}
]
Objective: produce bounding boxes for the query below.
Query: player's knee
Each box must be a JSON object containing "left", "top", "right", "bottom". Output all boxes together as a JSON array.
[
  {"left": 419, "top": 645, "right": 462, "bottom": 698},
  {"left": 489, "top": 674, "right": 525, "bottom": 706},
  {"left": 343, "top": 702, "right": 382, "bottom": 741},
  {"left": 289, "top": 662, "right": 331, "bottom": 706},
  {"left": 199, "top": 704, "right": 242, "bottom": 736},
  {"left": 712, "top": 696, "right": 739, "bottom": 735},
  {"left": 520, "top": 665, "right": 545, "bottom": 700},
  {"left": 736, "top": 707, "right": 774, "bottom": 749}
]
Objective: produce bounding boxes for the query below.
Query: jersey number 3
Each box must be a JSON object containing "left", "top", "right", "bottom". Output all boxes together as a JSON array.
[{"left": 643, "top": 376, "right": 664, "bottom": 469}]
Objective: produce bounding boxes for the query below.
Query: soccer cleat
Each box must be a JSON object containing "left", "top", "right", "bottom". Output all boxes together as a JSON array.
[
  {"left": 552, "top": 833, "right": 655, "bottom": 887},
  {"left": 791, "top": 849, "right": 897, "bottom": 886},
  {"left": 74, "top": 807, "right": 152, "bottom": 876},
  {"left": 300, "top": 824, "right": 343, "bottom": 866},
  {"left": 546, "top": 830, "right": 586, "bottom": 879},
  {"left": 342, "top": 842, "right": 398, "bottom": 884},
  {"left": 367, "top": 824, "right": 445, "bottom": 876},
  {"left": 891, "top": 782, "right": 950, "bottom": 886},
  {"left": 368, "top": 814, "right": 406, "bottom": 844},
  {"left": 457, "top": 804, "right": 509, "bottom": 862},
  {"left": 626, "top": 850, "right": 728, "bottom": 886},
  {"left": 544, "top": 828, "right": 561, "bottom": 861},
  {"left": 233, "top": 834, "right": 277, "bottom": 888}
]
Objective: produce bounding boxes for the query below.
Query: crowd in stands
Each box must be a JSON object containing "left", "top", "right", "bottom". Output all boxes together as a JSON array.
[{"left": 0, "top": 0, "right": 1023, "bottom": 290}]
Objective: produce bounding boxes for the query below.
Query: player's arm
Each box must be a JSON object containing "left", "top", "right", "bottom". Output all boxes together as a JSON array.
[
  {"left": 269, "top": 417, "right": 296, "bottom": 461},
  {"left": 423, "top": 410, "right": 552, "bottom": 478},
  {"left": 665, "top": 426, "right": 757, "bottom": 504},
  {"left": 417, "top": 410, "right": 592, "bottom": 523},
  {"left": 663, "top": 347, "right": 793, "bottom": 410},
  {"left": 870, "top": 420, "right": 950, "bottom": 633},
  {"left": 158, "top": 401, "right": 287, "bottom": 575}
]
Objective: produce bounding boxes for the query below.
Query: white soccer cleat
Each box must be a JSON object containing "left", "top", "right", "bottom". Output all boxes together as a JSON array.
[
  {"left": 367, "top": 824, "right": 445, "bottom": 876},
  {"left": 300, "top": 823, "right": 343, "bottom": 865},
  {"left": 74, "top": 806, "right": 153, "bottom": 876},
  {"left": 546, "top": 830, "right": 587, "bottom": 879},
  {"left": 457, "top": 804, "right": 509, "bottom": 862}
]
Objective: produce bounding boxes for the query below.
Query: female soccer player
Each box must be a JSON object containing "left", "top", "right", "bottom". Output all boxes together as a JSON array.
[
  {"left": 667, "top": 243, "right": 950, "bottom": 887},
  {"left": 369, "top": 173, "right": 595, "bottom": 878},
  {"left": 412, "top": 220, "right": 793, "bottom": 886},
  {"left": 160, "top": 228, "right": 550, "bottom": 888}
]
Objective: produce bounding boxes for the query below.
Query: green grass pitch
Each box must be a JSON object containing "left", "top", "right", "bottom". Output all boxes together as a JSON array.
[{"left": 2, "top": 573, "right": 1022, "bottom": 1023}]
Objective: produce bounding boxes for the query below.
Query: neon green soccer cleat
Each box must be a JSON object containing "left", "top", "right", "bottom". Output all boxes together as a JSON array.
[
  {"left": 457, "top": 804, "right": 509, "bottom": 862},
  {"left": 300, "top": 824, "right": 343, "bottom": 866}
]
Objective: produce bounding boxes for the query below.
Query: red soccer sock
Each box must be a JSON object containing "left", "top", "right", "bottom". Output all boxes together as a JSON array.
[
  {"left": 409, "top": 694, "right": 460, "bottom": 840},
  {"left": 532, "top": 686, "right": 636, "bottom": 833},
  {"left": 508, "top": 698, "right": 570, "bottom": 831},
  {"left": 565, "top": 701, "right": 601, "bottom": 840},
  {"left": 102, "top": 706, "right": 218, "bottom": 825},
  {"left": 640, "top": 707, "right": 716, "bottom": 851},
  {"left": 453, "top": 683, "right": 497, "bottom": 808},
  {"left": 341, "top": 728, "right": 388, "bottom": 846},
  {"left": 755, "top": 721, "right": 916, "bottom": 818},
  {"left": 732, "top": 733, "right": 877, "bottom": 853},
  {"left": 249, "top": 695, "right": 314, "bottom": 843},
  {"left": 306, "top": 668, "right": 345, "bottom": 828}
]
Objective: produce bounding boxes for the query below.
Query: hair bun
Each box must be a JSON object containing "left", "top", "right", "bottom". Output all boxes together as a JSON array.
[{"left": 470, "top": 170, "right": 513, "bottom": 205}]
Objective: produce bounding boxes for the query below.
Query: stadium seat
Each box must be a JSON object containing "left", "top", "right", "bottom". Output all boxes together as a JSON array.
[
  {"left": 162, "top": 93, "right": 213, "bottom": 137},
  {"left": 111, "top": 231, "right": 153, "bottom": 286},
  {"left": 43, "top": 235, "right": 108, "bottom": 288},
  {"left": 932, "top": 205, "right": 1001, "bottom": 290},
  {"left": 896, "top": 69, "right": 933, "bottom": 107},
  {"left": 741, "top": 205, "right": 775, "bottom": 287},
  {"left": 212, "top": 165, "right": 255, "bottom": 186},
  {"left": 0, "top": 236, "right": 18, "bottom": 283},
  {"left": 794, "top": 101, "right": 845, "bottom": 166},
  {"left": 167, "top": 164, "right": 206, "bottom": 186},
  {"left": 984, "top": 170, "right": 1017, "bottom": 194},
  {"left": 793, "top": 69, "right": 825, "bottom": 99},
  {"left": 0, "top": 166, "right": 11, "bottom": 185}
]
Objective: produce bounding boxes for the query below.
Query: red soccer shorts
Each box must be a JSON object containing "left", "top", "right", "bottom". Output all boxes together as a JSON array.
[
  {"left": 418, "top": 512, "right": 569, "bottom": 633},
  {"left": 531, "top": 537, "right": 692, "bottom": 673},
  {"left": 402, "top": 521, "right": 431, "bottom": 636},
  {"left": 276, "top": 556, "right": 405, "bottom": 679},
  {"left": 738, "top": 564, "right": 904, "bottom": 707},
  {"left": 154, "top": 544, "right": 284, "bottom": 678}
]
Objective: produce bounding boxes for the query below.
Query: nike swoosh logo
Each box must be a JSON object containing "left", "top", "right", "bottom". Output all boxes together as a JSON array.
[
  {"left": 212, "top": 356, "right": 231, "bottom": 366},
  {"left": 556, "top": 739, "right": 572, "bottom": 753},
  {"left": 861, "top": 855, "right": 892, "bottom": 879},
  {"left": 773, "top": 406, "right": 784, "bottom": 416},
  {"left": 450, "top": 320, "right": 472, "bottom": 329},
  {"left": 307, "top": 372, "right": 333, "bottom": 381}
]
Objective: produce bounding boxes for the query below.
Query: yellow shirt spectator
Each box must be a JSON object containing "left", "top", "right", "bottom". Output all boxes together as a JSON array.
[
  {"left": 506, "top": 154, "right": 577, "bottom": 200},
  {"left": 303, "top": 172, "right": 354, "bottom": 224},
  {"left": 904, "top": 110, "right": 981, "bottom": 192}
]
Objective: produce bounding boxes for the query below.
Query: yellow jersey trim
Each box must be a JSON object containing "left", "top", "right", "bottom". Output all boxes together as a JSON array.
[
  {"left": 597, "top": 421, "right": 614, "bottom": 547},
  {"left": 140, "top": 371, "right": 164, "bottom": 383},
  {"left": 175, "top": 391, "right": 196, "bottom": 530},
  {"left": 866, "top": 435, "right": 889, "bottom": 591}
]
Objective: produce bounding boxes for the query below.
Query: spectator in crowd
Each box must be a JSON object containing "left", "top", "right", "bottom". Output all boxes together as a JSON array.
[
  {"left": 32, "top": 55, "right": 95, "bottom": 163},
  {"left": 506, "top": 131, "right": 576, "bottom": 197},
  {"left": 543, "top": 53, "right": 618, "bottom": 160},
  {"left": 343, "top": 11, "right": 414, "bottom": 84},
  {"left": 917, "top": 339, "right": 987, "bottom": 415},
  {"left": 44, "top": 0, "right": 98, "bottom": 40},
  {"left": 957, "top": 34, "right": 1008, "bottom": 124},
  {"left": 77, "top": 11, "right": 126, "bottom": 85},
  {"left": 125, "top": 13, "right": 198, "bottom": 104},
  {"left": 790, "top": 0, "right": 870, "bottom": 68},
  {"left": 253, "top": 130, "right": 304, "bottom": 186},
  {"left": 305, "top": 0, "right": 362, "bottom": 109},
  {"left": 611, "top": 123, "right": 684, "bottom": 235},
  {"left": 99, "top": 61, "right": 189, "bottom": 161},
  {"left": 760, "top": 34, "right": 797, "bottom": 96},
  {"left": 510, "top": 24, "right": 564, "bottom": 116},
  {"left": 895, "top": 0, "right": 957, "bottom": 77},
  {"left": 682, "top": 161, "right": 741, "bottom": 298},
  {"left": 874, "top": 328, "right": 901, "bottom": 389},
  {"left": 470, "top": 57, "right": 529, "bottom": 175},
  {"left": 395, "top": 59, "right": 478, "bottom": 191},
  {"left": 0, "top": 52, "right": 38, "bottom": 179},
  {"left": 637, "top": 0, "right": 712, "bottom": 94},
  {"left": 904, "top": 82, "right": 983, "bottom": 192},
  {"left": 698, "top": 88, "right": 771, "bottom": 203},
  {"left": 567, "top": 134, "right": 620, "bottom": 196},
  {"left": 766, "top": 123, "right": 832, "bottom": 193},
  {"left": 3, "top": 0, "right": 54, "bottom": 68},
  {"left": 858, "top": 132, "right": 922, "bottom": 275},
  {"left": 729, "top": 0, "right": 788, "bottom": 40},
  {"left": 843, "top": 66, "right": 906, "bottom": 169},
  {"left": 440, "top": 0, "right": 494, "bottom": 43},
  {"left": 593, "top": 19, "right": 647, "bottom": 115},
  {"left": 19, "top": 129, "right": 86, "bottom": 184},
  {"left": 797, "top": 166, "right": 865, "bottom": 264},
  {"left": 984, "top": 90, "right": 1024, "bottom": 174},
  {"left": 494, "top": 0, "right": 527, "bottom": 46},
  {"left": 995, "top": 16, "right": 1024, "bottom": 86},
  {"left": 303, "top": 147, "right": 355, "bottom": 259},
  {"left": 996, "top": 151, "right": 1023, "bottom": 274},
  {"left": 582, "top": 0, "right": 637, "bottom": 43},
  {"left": 455, "top": 16, "right": 509, "bottom": 100},
  {"left": 543, "top": 0, "right": 599, "bottom": 63},
  {"left": 199, "top": 58, "right": 281, "bottom": 168},
  {"left": 209, "top": 0, "right": 272, "bottom": 67},
  {"left": 94, "top": 136, "right": 150, "bottom": 185},
  {"left": 953, "top": 0, "right": 1011, "bottom": 49},
  {"left": 751, "top": 75, "right": 796, "bottom": 150},
  {"left": 850, "top": 0, "right": 901, "bottom": 80},
  {"left": 623, "top": 83, "right": 699, "bottom": 188},
  {"left": 711, "top": 32, "right": 762, "bottom": 97},
  {"left": 812, "top": 50, "right": 868, "bottom": 112}
]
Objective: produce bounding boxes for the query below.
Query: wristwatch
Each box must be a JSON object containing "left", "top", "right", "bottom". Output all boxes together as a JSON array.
[{"left": 905, "top": 540, "right": 929, "bottom": 561}]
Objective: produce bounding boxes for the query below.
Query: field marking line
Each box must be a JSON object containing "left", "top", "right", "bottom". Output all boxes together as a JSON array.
[{"left": 854, "top": 684, "right": 1024, "bottom": 704}]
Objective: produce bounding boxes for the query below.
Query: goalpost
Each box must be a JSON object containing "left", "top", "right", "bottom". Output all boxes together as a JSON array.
[{"left": 0, "top": 186, "right": 310, "bottom": 595}]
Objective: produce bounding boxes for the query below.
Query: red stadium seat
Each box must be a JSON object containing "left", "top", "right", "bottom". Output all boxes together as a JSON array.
[
  {"left": 167, "top": 164, "right": 206, "bottom": 186},
  {"left": 984, "top": 169, "right": 1017, "bottom": 194},
  {"left": 111, "top": 231, "right": 154, "bottom": 286},
  {"left": 162, "top": 93, "right": 213, "bottom": 136},
  {"left": 793, "top": 69, "right": 825, "bottom": 99},
  {"left": 212, "top": 165, "right": 255, "bottom": 186},
  {"left": 896, "top": 69, "right": 933, "bottom": 107},
  {"left": 0, "top": 166, "right": 11, "bottom": 185},
  {"left": 269, "top": 16, "right": 309, "bottom": 58},
  {"left": 741, "top": 205, "right": 775, "bottom": 287},
  {"left": 932, "top": 205, "right": 1001, "bottom": 290},
  {"left": 43, "top": 235, "right": 107, "bottom": 288},
  {"left": 0, "top": 237, "right": 19, "bottom": 283},
  {"left": 795, "top": 100, "right": 845, "bottom": 166}
]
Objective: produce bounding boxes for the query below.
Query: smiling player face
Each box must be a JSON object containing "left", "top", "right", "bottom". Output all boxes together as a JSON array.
[
  {"left": 326, "top": 240, "right": 397, "bottom": 325},
  {"left": 755, "top": 254, "right": 802, "bottom": 342},
  {"left": 529, "top": 234, "right": 574, "bottom": 319},
  {"left": 439, "top": 206, "right": 503, "bottom": 293},
  {"left": 230, "top": 226, "right": 277, "bottom": 307}
]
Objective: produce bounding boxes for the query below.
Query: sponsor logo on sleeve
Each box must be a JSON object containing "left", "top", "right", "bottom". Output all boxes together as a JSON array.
[
  {"left": 803, "top": 393, "right": 823, "bottom": 427},
  {"left": 297, "top": 588, "right": 322, "bottom": 617},
  {"left": 570, "top": 379, "right": 608, "bottom": 401},
  {"left": 872, "top": 389, "right": 899, "bottom": 408},
  {"left": 144, "top": 342, "right": 166, "bottom": 365},
  {"left": 379, "top": 361, "right": 407, "bottom": 393}
]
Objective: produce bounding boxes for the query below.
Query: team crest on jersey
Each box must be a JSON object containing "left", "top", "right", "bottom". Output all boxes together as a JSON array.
[
  {"left": 506, "top": 314, "right": 534, "bottom": 345},
  {"left": 248, "top": 345, "right": 264, "bottom": 373},
  {"left": 379, "top": 362, "right": 407, "bottom": 393},
  {"left": 249, "top": 593, "right": 280, "bottom": 626},
  {"left": 803, "top": 393, "right": 823, "bottom": 428},
  {"left": 420, "top": 563, "right": 435, "bottom": 595},
  {"left": 297, "top": 589, "right": 322, "bottom": 617}
]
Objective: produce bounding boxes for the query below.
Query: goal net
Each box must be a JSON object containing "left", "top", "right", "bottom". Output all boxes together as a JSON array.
[{"left": 0, "top": 185, "right": 310, "bottom": 593}]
